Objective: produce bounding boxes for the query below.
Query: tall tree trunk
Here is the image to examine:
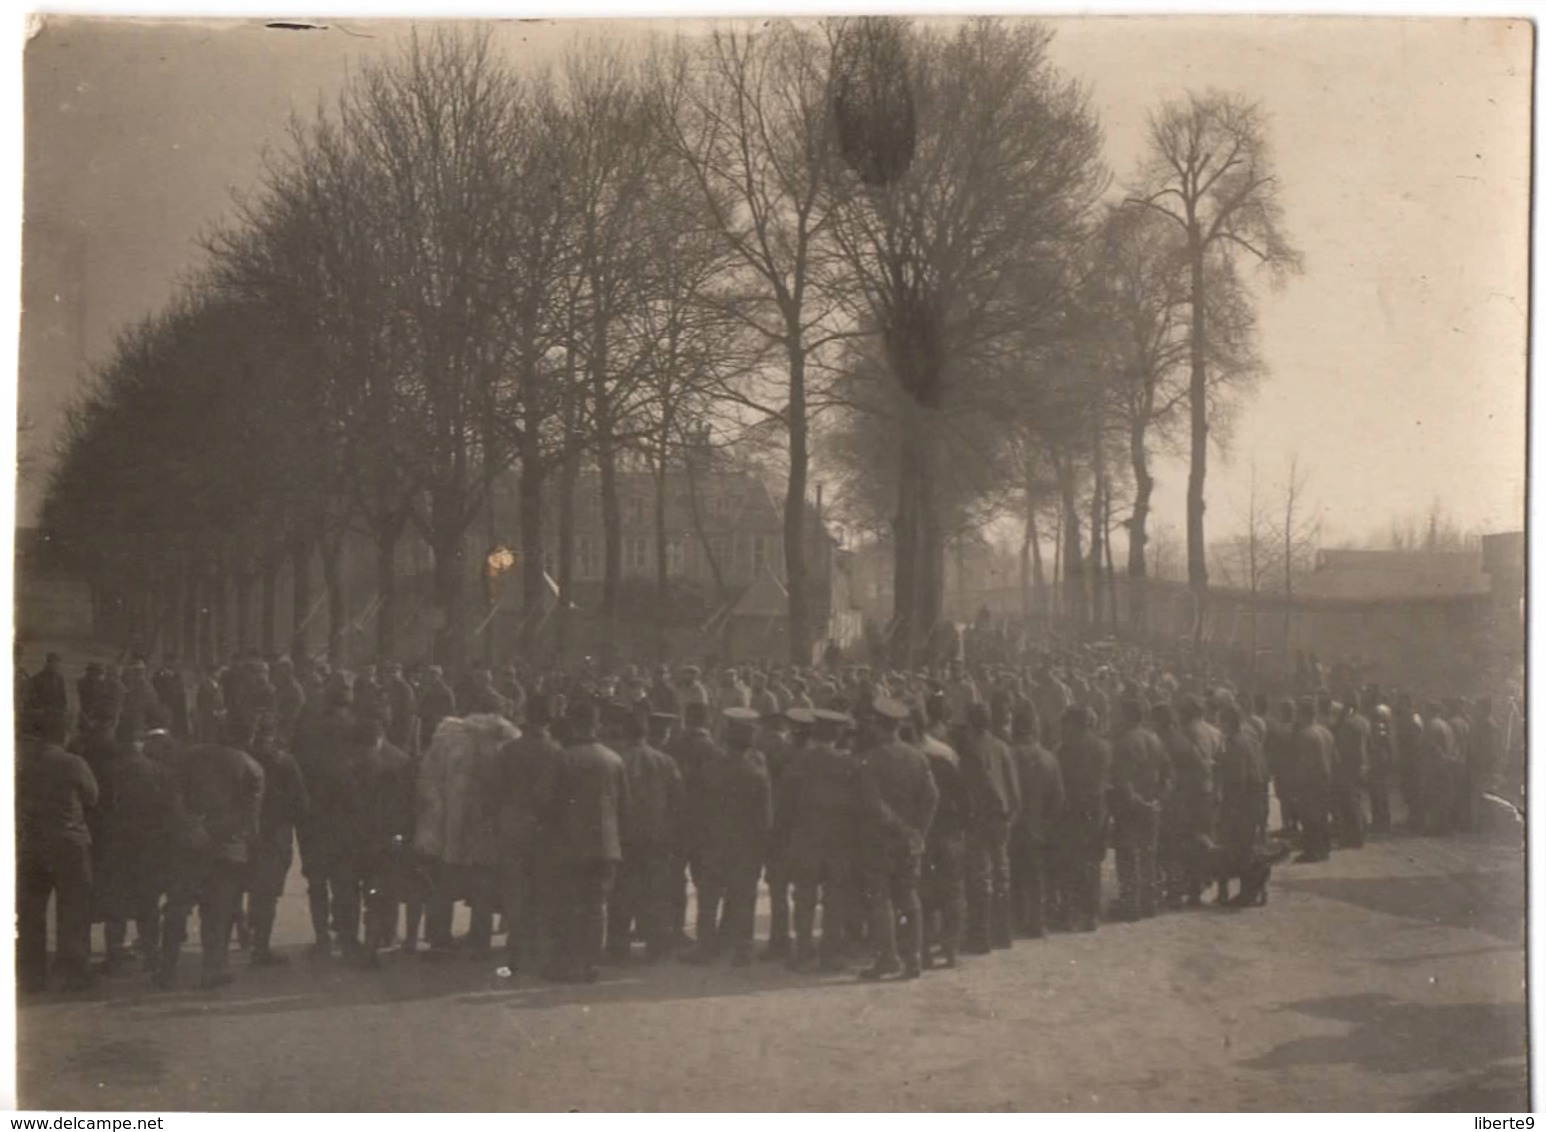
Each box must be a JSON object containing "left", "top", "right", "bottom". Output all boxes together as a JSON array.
[
  {"left": 260, "top": 558, "right": 279, "bottom": 657},
  {"left": 290, "top": 534, "right": 314, "bottom": 664},
  {"left": 1090, "top": 444, "right": 1106, "bottom": 628},
  {"left": 1019, "top": 513, "right": 1033, "bottom": 619},
  {"left": 596, "top": 434, "right": 622, "bottom": 670},
  {"left": 1103, "top": 492, "right": 1119, "bottom": 634},
  {"left": 783, "top": 337, "right": 811, "bottom": 665},
  {"left": 1283, "top": 484, "right": 1295, "bottom": 656},
  {"left": 518, "top": 455, "right": 547, "bottom": 655},
  {"left": 1186, "top": 233, "right": 1210, "bottom": 646},
  {"left": 1028, "top": 507, "right": 1046, "bottom": 620},
  {"left": 183, "top": 568, "right": 201, "bottom": 668},
  {"left": 890, "top": 454, "right": 917, "bottom": 668},
  {"left": 235, "top": 570, "right": 254, "bottom": 653},
  {"left": 374, "top": 523, "right": 402, "bottom": 663},
  {"left": 430, "top": 504, "right": 467, "bottom": 675},
  {"left": 1128, "top": 420, "right": 1154, "bottom": 633},
  {"left": 653, "top": 456, "right": 670, "bottom": 662},
  {"left": 483, "top": 473, "right": 498, "bottom": 669},
  {"left": 321, "top": 536, "right": 347, "bottom": 667},
  {"left": 555, "top": 453, "right": 578, "bottom": 664},
  {"left": 213, "top": 563, "right": 231, "bottom": 663},
  {"left": 1054, "top": 454, "right": 1086, "bottom": 627},
  {"left": 1051, "top": 506, "right": 1062, "bottom": 621}
]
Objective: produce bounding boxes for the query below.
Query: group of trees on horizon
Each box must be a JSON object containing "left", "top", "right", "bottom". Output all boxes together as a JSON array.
[{"left": 36, "top": 18, "right": 1306, "bottom": 672}]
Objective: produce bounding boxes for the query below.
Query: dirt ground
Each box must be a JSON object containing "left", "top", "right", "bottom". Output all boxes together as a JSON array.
[{"left": 15, "top": 815, "right": 1527, "bottom": 1113}]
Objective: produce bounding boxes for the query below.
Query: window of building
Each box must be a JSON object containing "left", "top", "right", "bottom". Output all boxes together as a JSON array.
[
  {"left": 626, "top": 497, "right": 647, "bottom": 525},
  {"left": 708, "top": 535, "right": 732, "bottom": 571},
  {"left": 753, "top": 535, "right": 770, "bottom": 574},
  {"left": 625, "top": 536, "right": 649, "bottom": 572},
  {"left": 666, "top": 538, "right": 686, "bottom": 576}
]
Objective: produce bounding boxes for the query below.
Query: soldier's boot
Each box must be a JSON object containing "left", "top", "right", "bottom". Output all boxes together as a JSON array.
[
  {"left": 153, "top": 908, "right": 188, "bottom": 989},
  {"left": 250, "top": 903, "right": 288, "bottom": 966},
  {"left": 859, "top": 957, "right": 902, "bottom": 980},
  {"left": 402, "top": 900, "right": 424, "bottom": 953}
]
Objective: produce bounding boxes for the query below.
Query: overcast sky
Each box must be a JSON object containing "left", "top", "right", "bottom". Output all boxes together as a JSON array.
[{"left": 18, "top": 15, "right": 1531, "bottom": 548}]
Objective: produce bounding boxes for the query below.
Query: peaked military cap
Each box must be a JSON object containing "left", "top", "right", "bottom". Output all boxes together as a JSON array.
[
  {"left": 872, "top": 696, "right": 910, "bottom": 722},
  {"left": 785, "top": 706, "right": 817, "bottom": 726},
  {"left": 723, "top": 706, "right": 760, "bottom": 725}
]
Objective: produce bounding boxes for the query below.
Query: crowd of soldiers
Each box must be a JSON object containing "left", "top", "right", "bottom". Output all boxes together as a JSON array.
[{"left": 13, "top": 641, "right": 1524, "bottom": 993}]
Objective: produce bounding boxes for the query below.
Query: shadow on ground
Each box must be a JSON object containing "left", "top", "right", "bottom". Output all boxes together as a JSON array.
[
  {"left": 1243, "top": 991, "right": 1527, "bottom": 1095},
  {"left": 19, "top": 946, "right": 885, "bottom": 1024},
  {"left": 1274, "top": 870, "right": 1526, "bottom": 944}
]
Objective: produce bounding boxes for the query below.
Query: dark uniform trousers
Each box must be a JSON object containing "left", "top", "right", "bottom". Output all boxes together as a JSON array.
[
  {"left": 792, "top": 857, "right": 853, "bottom": 966},
  {"left": 1113, "top": 803, "right": 1161, "bottom": 920},
  {"left": 17, "top": 841, "right": 93, "bottom": 988},
  {"left": 1299, "top": 787, "right": 1334, "bottom": 856},
  {"left": 606, "top": 845, "right": 675, "bottom": 960},
  {"left": 359, "top": 844, "right": 408, "bottom": 954},
  {"left": 297, "top": 826, "right": 337, "bottom": 947},
  {"left": 1335, "top": 780, "right": 1366, "bottom": 848},
  {"left": 1367, "top": 766, "right": 1392, "bottom": 834},
  {"left": 161, "top": 858, "right": 244, "bottom": 980},
  {"left": 550, "top": 859, "right": 616, "bottom": 977},
  {"left": 246, "top": 845, "right": 291, "bottom": 956},
  {"left": 427, "top": 863, "right": 495, "bottom": 952},
  {"left": 1009, "top": 835, "right": 1048, "bottom": 937},
  {"left": 764, "top": 857, "right": 792, "bottom": 954},
  {"left": 922, "top": 833, "right": 966, "bottom": 960},
  {"left": 103, "top": 865, "right": 166, "bottom": 967},
  {"left": 861, "top": 845, "right": 923, "bottom": 972},
  {"left": 670, "top": 857, "right": 692, "bottom": 944},
  {"left": 965, "top": 818, "right": 1012, "bottom": 950},
  {"left": 327, "top": 853, "right": 370, "bottom": 951},
  {"left": 692, "top": 859, "right": 761, "bottom": 958},
  {"left": 501, "top": 853, "right": 540, "bottom": 968},
  {"left": 1052, "top": 823, "right": 1103, "bottom": 931}
]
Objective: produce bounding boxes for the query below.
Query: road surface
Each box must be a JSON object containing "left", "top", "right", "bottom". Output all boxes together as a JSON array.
[{"left": 17, "top": 824, "right": 1528, "bottom": 1112}]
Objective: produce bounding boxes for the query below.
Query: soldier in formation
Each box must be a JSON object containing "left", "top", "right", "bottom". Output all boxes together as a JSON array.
[{"left": 13, "top": 645, "right": 1506, "bottom": 993}]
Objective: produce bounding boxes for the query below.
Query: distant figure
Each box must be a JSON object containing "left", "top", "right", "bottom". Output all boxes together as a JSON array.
[{"left": 28, "top": 653, "right": 69, "bottom": 742}]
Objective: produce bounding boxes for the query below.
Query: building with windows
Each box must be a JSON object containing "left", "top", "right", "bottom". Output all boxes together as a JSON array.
[
  {"left": 473, "top": 465, "right": 851, "bottom": 660},
  {"left": 534, "top": 469, "right": 820, "bottom": 597}
]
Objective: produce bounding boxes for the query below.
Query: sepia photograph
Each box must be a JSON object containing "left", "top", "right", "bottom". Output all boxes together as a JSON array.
[{"left": 9, "top": 10, "right": 1532, "bottom": 1113}]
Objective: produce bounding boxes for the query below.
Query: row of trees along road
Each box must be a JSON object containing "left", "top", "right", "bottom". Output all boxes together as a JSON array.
[{"left": 39, "top": 19, "right": 1301, "bottom": 673}]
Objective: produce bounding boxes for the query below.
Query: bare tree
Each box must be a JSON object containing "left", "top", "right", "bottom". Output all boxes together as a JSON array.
[
  {"left": 1129, "top": 89, "right": 1302, "bottom": 643},
  {"left": 829, "top": 17, "right": 1104, "bottom": 661},
  {"left": 1085, "top": 205, "right": 1191, "bottom": 631},
  {"left": 655, "top": 23, "right": 854, "bottom": 664},
  {"left": 1216, "top": 460, "right": 1280, "bottom": 683},
  {"left": 1279, "top": 453, "right": 1321, "bottom": 653},
  {"left": 564, "top": 46, "right": 663, "bottom": 659}
]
